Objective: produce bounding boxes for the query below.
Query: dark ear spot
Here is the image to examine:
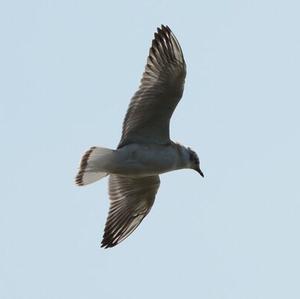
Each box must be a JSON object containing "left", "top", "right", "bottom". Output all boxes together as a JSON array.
[{"left": 187, "top": 148, "right": 194, "bottom": 161}]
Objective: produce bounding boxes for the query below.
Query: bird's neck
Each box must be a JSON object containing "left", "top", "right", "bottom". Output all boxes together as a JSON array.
[{"left": 172, "top": 142, "right": 191, "bottom": 169}]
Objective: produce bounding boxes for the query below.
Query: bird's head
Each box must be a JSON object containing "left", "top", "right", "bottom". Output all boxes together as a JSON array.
[{"left": 187, "top": 147, "right": 204, "bottom": 177}]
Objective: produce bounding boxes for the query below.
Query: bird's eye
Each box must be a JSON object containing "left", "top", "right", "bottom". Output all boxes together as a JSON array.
[{"left": 190, "top": 152, "right": 197, "bottom": 163}]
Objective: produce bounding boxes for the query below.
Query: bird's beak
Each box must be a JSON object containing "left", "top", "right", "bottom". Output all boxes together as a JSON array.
[{"left": 195, "top": 166, "right": 204, "bottom": 177}]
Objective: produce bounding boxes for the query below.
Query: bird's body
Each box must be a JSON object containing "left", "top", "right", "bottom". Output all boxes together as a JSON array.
[
  {"left": 89, "top": 143, "right": 190, "bottom": 177},
  {"left": 75, "top": 25, "right": 204, "bottom": 248}
]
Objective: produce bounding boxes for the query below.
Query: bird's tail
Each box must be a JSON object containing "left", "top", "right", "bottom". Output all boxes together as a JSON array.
[{"left": 75, "top": 146, "right": 113, "bottom": 186}]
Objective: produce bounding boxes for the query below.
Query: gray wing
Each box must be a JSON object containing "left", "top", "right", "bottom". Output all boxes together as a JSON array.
[
  {"left": 118, "top": 25, "right": 186, "bottom": 148},
  {"left": 101, "top": 175, "right": 160, "bottom": 248}
]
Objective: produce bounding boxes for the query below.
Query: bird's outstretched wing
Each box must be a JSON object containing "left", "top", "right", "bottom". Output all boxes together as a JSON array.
[
  {"left": 118, "top": 25, "right": 186, "bottom": 148},
  {"left": 101, "top": 175, "right": 160, "bottom": 248}
]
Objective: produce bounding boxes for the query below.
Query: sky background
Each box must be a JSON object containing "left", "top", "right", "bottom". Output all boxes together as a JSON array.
[{"left": 1, "top": 0, "right": 300, "bottom": 298}]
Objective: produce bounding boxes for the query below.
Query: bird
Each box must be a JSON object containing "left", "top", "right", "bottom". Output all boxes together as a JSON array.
[{"left": 75, "top": 25, "right": 204, "bottom": 248}]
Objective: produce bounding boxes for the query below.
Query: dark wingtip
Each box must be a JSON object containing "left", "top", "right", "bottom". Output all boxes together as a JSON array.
[
  {"left": 101, "top": 238, "right": 117, "bottom": 249},
  {"left": 160, "top": 24, "right": 171, "bottom": 33}
]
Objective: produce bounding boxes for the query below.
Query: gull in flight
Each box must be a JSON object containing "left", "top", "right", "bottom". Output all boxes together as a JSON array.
[{"left": 75, "top": 25, "right": 204, "bottom": 248}]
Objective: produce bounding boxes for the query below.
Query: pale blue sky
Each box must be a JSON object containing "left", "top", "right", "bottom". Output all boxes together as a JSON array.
[{"left": 1, "top": 0, "right": 300, "bottom": 298}]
